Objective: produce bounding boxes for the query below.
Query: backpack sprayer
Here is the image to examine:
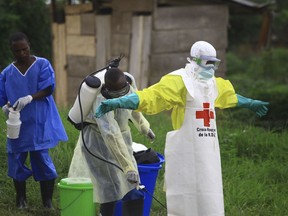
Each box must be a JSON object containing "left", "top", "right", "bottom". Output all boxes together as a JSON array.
[
  {"left": 67, "top": 55, "right": 167, "bottom": 211},
  {"left": 68, "top": 55, "right": 125, "bottom": 171}
]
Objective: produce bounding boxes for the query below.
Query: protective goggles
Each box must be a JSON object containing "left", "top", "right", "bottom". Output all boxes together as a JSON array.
[
  {"left": 191, "top": 55, "right": 221, "bottom": 70},
  {"left": 102, "top": 82, "right": 130, "bottom": 99}
]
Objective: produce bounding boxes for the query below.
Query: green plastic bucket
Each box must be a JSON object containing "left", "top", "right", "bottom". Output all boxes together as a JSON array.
[{"left": 58, "top": 177, "right": 96, "bottom": 216}]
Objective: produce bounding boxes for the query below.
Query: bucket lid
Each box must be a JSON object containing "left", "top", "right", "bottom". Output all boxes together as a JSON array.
[{"left": 59, "top": 177, "right": 93, "bottom": 188}]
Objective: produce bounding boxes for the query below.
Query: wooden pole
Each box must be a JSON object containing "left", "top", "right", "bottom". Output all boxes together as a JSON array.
[
  {"left": 258, "top": 10, "right": 272, "bottom": 50},
  {"left": 52, "top": 23, "right": 68, "bottom": 107},
  {"left": 129, "top": 15, "right": 152, "bottom": 89}
]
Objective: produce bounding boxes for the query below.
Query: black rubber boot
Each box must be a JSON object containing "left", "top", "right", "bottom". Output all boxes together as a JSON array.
[
  {"left": 13, "top": 180, "right": 27, "bottom": 209},
  {"left": 122, "top": 198, "right": 144, "bottom": 216},
  {"left": 100, "top": 201, "right": 117, "bottom": 216},
  {"left": 40, "top": 179, "right": 55, "bottom": 209}
]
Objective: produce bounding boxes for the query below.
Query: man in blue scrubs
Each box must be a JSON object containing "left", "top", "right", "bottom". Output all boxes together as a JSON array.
[{"left": 0, "top": 32, "right": 68, "bottom": 209}]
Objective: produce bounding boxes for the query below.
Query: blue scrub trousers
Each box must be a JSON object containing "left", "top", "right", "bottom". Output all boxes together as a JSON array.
[{"left": 8, "top": 149, "right": 58, "bottom": 181}]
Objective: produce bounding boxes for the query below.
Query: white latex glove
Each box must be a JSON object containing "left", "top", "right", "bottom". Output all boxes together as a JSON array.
[
  {"left": 126, "top": 171, "right": 139, "bottom": 184},
  {"left": 2, "top": 102, "right": 10, "bottom": 117},
  {"left": 13, "top": 95, "right": 33, "bottom": 111},
  {"left": 147, "top": 129, "right": 156, "bottom": 143}
]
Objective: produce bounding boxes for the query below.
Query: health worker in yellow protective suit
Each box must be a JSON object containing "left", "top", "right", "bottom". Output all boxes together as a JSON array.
[{"left": 95, "top": 41, "right": 269, "bottom": 216}]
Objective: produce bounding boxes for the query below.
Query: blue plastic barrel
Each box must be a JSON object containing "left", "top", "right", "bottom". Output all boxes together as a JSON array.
[{"left": 114, "top": 153, "right": 165, "bottom": 216}]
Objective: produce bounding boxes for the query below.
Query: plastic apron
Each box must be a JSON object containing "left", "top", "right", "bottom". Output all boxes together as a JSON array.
[
  {"left": 165, "top": 69, "right": 225, "bottom": 216},
  {"left": 68, "top": 134, "right": 91, "bottom": 178},
  {"left": 81, "top": 110, "right": 137, "bottom": 204}
]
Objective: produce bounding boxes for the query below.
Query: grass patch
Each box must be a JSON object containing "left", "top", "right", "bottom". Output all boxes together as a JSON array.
[{"left": 0, "top": 108, "right": 287, "bottom": 215}]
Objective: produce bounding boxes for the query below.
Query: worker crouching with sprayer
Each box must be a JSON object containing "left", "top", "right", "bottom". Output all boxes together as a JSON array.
[{"left": 68, "top": 56, "right": 155, "bottom": 216}]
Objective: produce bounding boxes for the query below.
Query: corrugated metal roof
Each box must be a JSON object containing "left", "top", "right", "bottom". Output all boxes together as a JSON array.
[
  {"left": 157, "top": 0, "right": 275, "bottom": 9},
  {"left": 229, "top": 0, "right": 275, "bottom": 8}
]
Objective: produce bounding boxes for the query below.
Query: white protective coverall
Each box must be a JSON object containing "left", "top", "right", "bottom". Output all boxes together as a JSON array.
[{"left": 165, "top": 68, "right": 224, "bottom": 215}]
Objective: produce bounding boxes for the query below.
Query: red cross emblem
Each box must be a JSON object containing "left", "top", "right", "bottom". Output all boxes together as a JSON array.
[{"left": 196, "top": 103, "right": 214, "bottom": 127}]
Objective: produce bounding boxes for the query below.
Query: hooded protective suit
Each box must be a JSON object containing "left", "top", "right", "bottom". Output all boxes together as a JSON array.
[
  {"left": 135, "top": 41, "right": 237, "bottom": 215},
  {"left": 68, "top": 70, "right": 153, "bottom": 203}
]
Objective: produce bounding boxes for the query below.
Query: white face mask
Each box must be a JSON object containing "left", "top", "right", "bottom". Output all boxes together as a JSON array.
[
  {"left": 187, "top": 56, "right": 217, "bottom": 80},
  {"left": 198, "top": 66, "right": 215, "bottom": 80}
]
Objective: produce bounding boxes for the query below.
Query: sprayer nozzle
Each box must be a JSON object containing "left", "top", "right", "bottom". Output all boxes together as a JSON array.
[{"left": 109, "top": 54, "right": 125, "bottom": 68}]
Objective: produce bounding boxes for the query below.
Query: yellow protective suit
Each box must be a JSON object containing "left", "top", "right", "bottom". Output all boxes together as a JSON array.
[
  {"left": 135, "top": 69, "right": 237, "bottom": 215},
  {"left": 136, "top": 74, "right": 237, "bottom": 130}
]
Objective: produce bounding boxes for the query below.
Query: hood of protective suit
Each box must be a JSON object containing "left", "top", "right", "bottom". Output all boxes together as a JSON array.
[
  {"left": 186, "top": 41, "right": 220, "bottom": 80},
  {"left": 190, "top": 41, "right": 217, "bottom": 59}
]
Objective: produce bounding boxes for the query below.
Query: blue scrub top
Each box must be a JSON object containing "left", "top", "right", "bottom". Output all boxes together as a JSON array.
[{"left": 0, "top": 57, "right": 68, "bottom": 153}]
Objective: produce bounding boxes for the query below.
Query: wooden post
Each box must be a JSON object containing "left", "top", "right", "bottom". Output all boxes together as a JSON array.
[
  {"left": 96, "top": 15, "right": 111, "bottom": 69},
  {"left": 52, "top": 23, "right": 68, "bottom": 107},
  {"left": 258, "top": 10, "right": 272, "bottom": 50},
  {"left": 129, "top": 15, "right": 152, "bottom": 89}
]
